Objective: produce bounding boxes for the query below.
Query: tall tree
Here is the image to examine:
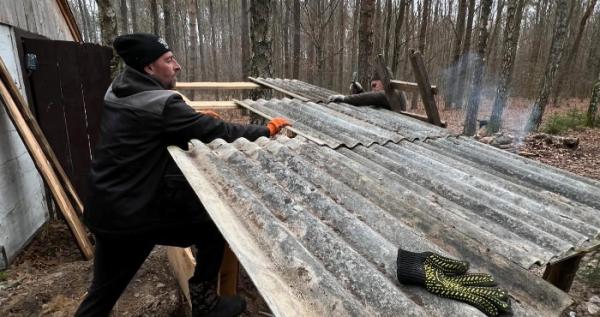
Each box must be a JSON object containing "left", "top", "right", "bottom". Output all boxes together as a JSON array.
[
  {"left": 250, "top": 0, "right": 273, "bottom": 98},
  {"left": 130, "top": 0, "right": 139, "bottom": 32},
  {"left": 337, "top": 0, "right": 346, "bottom": 91},
  {"left": 391, "top": 0, "right": 407, "bottom": 76},
  {"left": 151, "top": 0, "right": 160, "bottom": 35},
  {"left": 163, "top": 0, "right": 175, "bottom": 47},
  {"left": 418, "top": 0, "right": 431, "bottom": 53},
  {"left": 527, "top": 0, "right": 550, "bottom": 94},
  {"left": 195, "top": 0, "right": 207, "bottom": 81},
  {"left": 350, "top": 0, "right": 360, "bottom": 75},
  {"left": 454, "top": 0, "right": 476, "bottom": 108},
  {"left": 487, "top": 0, "right": 526, "bottom": 133},
  {"left": 588, "top": 71, "right": 600, "bottom": 126},
  {"left": 463, "top": 0, "right": 493, "bottom": 136},
  {"left": 445, "top": 0, "right": 467, "bottom": 108},
  {"left": 96, "top": 0, "right": 117, "bottom": 46},
  {"left": 292, "top": 0, "right": 300, "bottom": 79},
  {"left": 358, "top": 0, "right": 375, "bottom": 88},
  {"left": 552, "top": 0, "right": 598, "bottom": 105},
  {"left": 241, "top": 0, "right": 251, "bottom": 80},
  {"left": 208, "top": 0, "right": 219, "bottom": 81},
  {"left": 526, "top": 0, "right": 570, "bottom": 132},
  {"left": 383, "top": 0, "right": 393, "bottom": 61},
  {"left": 119, "top": 0, "right": 128, "bottom": 34},
  {"left": 187, "top": 0, "right": 198, "bottom": 99}
]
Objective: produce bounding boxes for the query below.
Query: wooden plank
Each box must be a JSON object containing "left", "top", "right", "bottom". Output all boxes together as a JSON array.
[
  {"left": 176, "top": 82, "right": 261, "bottom": 90},
  {"left": 375, "top": 54, "right": 406, "bottom": 112},
  {"left": 400, "top": 111, "right": 447, "bottom": 127},
  {"left": 168, "top": 146, "right": 315, "bottom": 316},
  {"left": 219, "top": 245, "right": 239, "bottom": 296},
  {"left": 55, "top": 0, "right": 82, "bottom": 42},
  {"left": 543, "top": 253, "right": 584, "bottom": 292},
  {"left": 233, "top": 99, "right": 326, "bottom": 146},
  {"left": 390, "top": 80, "right": 438, "bottom": 95},
  {"left": 189, "top": 101, "right": 239, "bottom": 110},
  {"left": 167, "top": 246, "right": 195, "bottom": 308},
  {"left": 0, "top": 47, "right": 84, "bottom": 216},
  {"left": 409, "top": 49, "right": 443, "bottom": 127},
  {"left": 0, "top": 65, "right": 93, "bottom": 260},
  {"left": 248, "top": 77, "right": 310, "bottom": 102}
]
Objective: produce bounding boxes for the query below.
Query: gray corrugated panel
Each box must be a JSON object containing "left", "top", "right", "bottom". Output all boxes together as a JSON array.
[
  {"left": 245, "top": 98, "right": 404, "bottom": 148},
  {"left": 243, "top": 98, "right": 450, "bottom": 148},
  {"left": 258, "top": 78, "right": 339, "bottom": 102},
  {"left": 169, "top": 136, "right": 572, "bottom": 317}
]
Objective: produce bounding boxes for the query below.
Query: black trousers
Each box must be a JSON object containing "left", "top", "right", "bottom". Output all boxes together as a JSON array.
[{"left": 74, "top": 221, "right": 225, "bottom": 317}]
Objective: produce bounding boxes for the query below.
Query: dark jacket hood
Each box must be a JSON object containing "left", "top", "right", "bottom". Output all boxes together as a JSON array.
[{"left": 111, "top": 66, "right": 167, "bottom": 98}]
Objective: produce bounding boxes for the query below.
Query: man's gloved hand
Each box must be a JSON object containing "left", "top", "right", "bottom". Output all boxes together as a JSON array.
[
  {"left": 328, "top": 95, "right": 346, "bottom": 103},
  {"left": 397, "top": 248, "right": 511, "bottom": 317},
  {"left": 266, "top": 117, "right": 290, "bottom": 136},
  {"left": 199, "top": 110, "right": 222, "bottom": 119}
]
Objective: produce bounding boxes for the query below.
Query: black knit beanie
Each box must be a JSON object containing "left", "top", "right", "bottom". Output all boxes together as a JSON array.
[{"left": 113, "top": 33, "right": 171, "bottom": 72}]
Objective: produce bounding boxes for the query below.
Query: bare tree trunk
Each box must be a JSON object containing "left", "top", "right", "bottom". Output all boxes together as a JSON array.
[
  {"left": 241, "top": 0, "right": 251, "bottom": 80},
  {"left": 151, "top": 0, "right": 160, "bottom": 35},
  {"left": 208, "top": 0, "right": 219, "bottom": 81},
  {"left": 485, "top": 0, "right": 505, "bottom": 68},
  {"left": 587, "top": 72, "right": 600, "bottom": 126},
  {"left": 227, "top": 0, "right": 235, "bottom": 79},
  {"left": 96, "top": 0, "right": 118, "bottom": 46},
  {"left": 552, "top": 0, "right": 597, "bottom": 105},
  {"left": 119, "top": 0, "right": 128, "bottom": 34},
  {"left": 76, "top": 0, "right": 90, "bottom": 41},
  {"left": 350, "top": 0, "right": 360, "bottom": 74},
  {"left": 418, "top": 0, "right": 431, "bottom": 54},
  {"left": 358, "top": 0, "right": 375, "bottom": 88},
  {"left": 383, "top": 0, "right": 392, "bottom": 62},
  {"left": 454, "top": 0, "right": 475, "bottom": 108},
  {"left": 391, "top": 0, "right": 407, "bottom": 76},
  {"left": 445, "top": 0, "right": 467, "bottom": 108},
  {"left": 527, "top": 0, "right": 550, "bottom": 95},
  {"left": 487, "top": 0, "right": 525, "bottom": 133},
  {"left": 195, "top": 0, "right": 207, "bottom": 81},
  {"left": 130, "top": 0, "right": 138, "bottom": 32},
  {"left": 250, "top": 0, "right": 273, "bottom": 99},
  {"left": 526, "top": 0, "right": 570, "bottom": 132},
  {"left": 463, "top": 0, "right": 493, "bottom": 136},
  {"left": 283, "top": 0, "right": 290, "bottom": 78},
  {"left": 163, "top": 0, "right": 175, "bottom": 47},
  {"left": 374, "top": 0, "right": 382, "bottom": 52},
  {"left": 337, "top": 0, "right": 346, "bottom": 91},
  {"left": 292, "top": 0, "right": 300, "bottom": 79},
  {"left": 187, "top": 0, "right": 198, "bottom": 99}
]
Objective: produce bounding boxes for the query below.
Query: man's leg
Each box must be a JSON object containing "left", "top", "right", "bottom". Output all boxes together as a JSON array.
[{"left": 74, "top": 236, "right": 154, "bottom": 317}]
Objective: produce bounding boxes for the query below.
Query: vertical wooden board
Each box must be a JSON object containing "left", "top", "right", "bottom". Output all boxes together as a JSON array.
[
  {"left": 23, "top": 38, "right": 74, "bottom": 179},
  {"left": 167, "top": 246, "right": 196, "bottom": 307},
  {"left": 219, "top": 244, "right": 239, "bottom": 296},
  {"left": 55, "top": 40, "right": 90, "bottom": 201},
  {"left": 79, "top": 43, "right": 112, "bottom": 153}
]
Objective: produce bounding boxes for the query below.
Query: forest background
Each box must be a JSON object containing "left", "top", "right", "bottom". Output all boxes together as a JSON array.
[{"left": 69, "top": 0, "right": 600, "bottom": 135}]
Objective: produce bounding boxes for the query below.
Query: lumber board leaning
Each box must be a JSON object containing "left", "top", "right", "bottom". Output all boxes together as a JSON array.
[
  {"left": 390, "top": 80, "right": 438, "bottom": 95},
  {"left": 0, "top": 58, "right": 84, "bottom": 216},
  {"left": 375, "top": 54, "right": 405, "bottom": 112},
  {"left": 168, "top": 145, "right": 312, "bottom": 316},
  {"left": 409, "top": 49, "right": 443, "bottom": 127},
  {"left": 176, "top": 82, "right": 261, "bottom": 90},
  {"left": 0, "top": 77, "right": 94, "bottom": 260}
]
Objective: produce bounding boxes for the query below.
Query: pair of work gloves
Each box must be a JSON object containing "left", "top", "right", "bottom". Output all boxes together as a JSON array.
[
  {"left": 397, "top": 248, "right": 511, "bottom": 317},
  {"left": 199, "top": 110, "right": 290, "bottom": 137}
]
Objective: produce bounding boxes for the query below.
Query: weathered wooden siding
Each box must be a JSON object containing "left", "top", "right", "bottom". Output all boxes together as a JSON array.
[
  {"left": 0, "top": 0, "right": 75, "bottom": 41},
  {"left": 0, "top": 24, "right": 48, "bottom": 263}
]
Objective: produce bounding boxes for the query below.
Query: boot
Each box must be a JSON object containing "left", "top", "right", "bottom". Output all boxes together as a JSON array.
[{"left": 189, "top": 278, "right": 246, "bottom": 317}]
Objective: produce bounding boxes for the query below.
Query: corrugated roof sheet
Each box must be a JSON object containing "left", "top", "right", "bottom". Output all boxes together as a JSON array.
[
  {"left": 169, "top": 136, "right": 573, "bottom": 316},
  {"left": 254, "top": 77, "right": 339, "bottom": 102},
  {"left": 241, "top": 98, "right": 451, "bottom": 148}
]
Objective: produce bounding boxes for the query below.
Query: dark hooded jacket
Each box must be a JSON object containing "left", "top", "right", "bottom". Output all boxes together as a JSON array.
[{"left": 84, "top": 67, "right": 269, "bottom": 236}]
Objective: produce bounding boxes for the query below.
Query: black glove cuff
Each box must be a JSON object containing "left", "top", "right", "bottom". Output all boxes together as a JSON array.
[{"left": 396, "top": 249, "right": 430, "bottom": 286}]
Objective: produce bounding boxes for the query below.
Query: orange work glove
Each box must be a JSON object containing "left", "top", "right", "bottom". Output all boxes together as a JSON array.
[
  {"left": 266, "top": 117, "right": 291, "bottom": 136},
  {"left": 199, "top": 110, "right": 222, "bottom": 119}
]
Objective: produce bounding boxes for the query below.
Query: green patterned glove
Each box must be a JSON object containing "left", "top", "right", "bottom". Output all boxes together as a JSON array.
[{"left": 396, "top": 248, "right": 511, "bottom": 317}]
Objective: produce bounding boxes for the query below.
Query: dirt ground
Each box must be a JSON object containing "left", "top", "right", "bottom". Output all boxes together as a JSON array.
[{"left": 1, "top": 99, "right": 599, "bottom": 316}]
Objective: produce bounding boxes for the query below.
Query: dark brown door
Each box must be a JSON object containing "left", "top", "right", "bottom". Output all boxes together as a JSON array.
[{"left": 21, "top": 38, "right": 112, "bottom": 202}]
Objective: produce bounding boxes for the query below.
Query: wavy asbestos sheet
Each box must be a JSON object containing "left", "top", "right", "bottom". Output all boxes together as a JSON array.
[{"left": 169, "top": 136, "right": 572, "bottom": 317}]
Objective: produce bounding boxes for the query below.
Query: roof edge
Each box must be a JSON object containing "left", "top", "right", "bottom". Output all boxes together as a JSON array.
[{"left": 56, "top": 0, "right": 82, "bottom": 42}]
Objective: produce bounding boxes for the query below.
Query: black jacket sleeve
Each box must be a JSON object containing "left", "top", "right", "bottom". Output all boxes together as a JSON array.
[
  {"left": 343, "top": 91, "right": 391, "bottom": 109},
  {"left": 163, "top": 94, "right": 269, "bottom": 145}
]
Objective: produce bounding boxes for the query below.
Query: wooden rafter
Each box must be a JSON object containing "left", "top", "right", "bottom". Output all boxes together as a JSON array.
[{"left": 55, "top": 0, "right": 83, "bottom": 42}]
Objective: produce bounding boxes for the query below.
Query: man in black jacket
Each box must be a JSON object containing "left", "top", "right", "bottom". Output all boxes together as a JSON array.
[
  {"left": 75, "top": 33, "right": 289, "bottom": 317},
  {"left": 328, "top": 72, "right": 407, "bottom": 111}
]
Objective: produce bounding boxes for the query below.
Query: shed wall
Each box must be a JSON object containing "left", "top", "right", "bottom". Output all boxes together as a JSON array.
[
  {"left": 0, "top": 24, "right": 48, "bottom": 263},
  {"left": 0, "top": 0, "right": 75, "bottom": 41}
]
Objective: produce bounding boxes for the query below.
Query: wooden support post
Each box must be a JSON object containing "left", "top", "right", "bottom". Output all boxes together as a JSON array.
[
  {"left": 409, "top": 49, "right": 443, "bottom": 127},
  {"left": 0, "top": 67, "right": 94, "bottom": 260},
  {"left": 542, "top": 253, "right": 585, "bottom": 292},
  {"left": 218, "top": 245, "right": 239, "bottom": 296},
  {"left": 375, "top": 54, "right": 406, "bottom": 112}
]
